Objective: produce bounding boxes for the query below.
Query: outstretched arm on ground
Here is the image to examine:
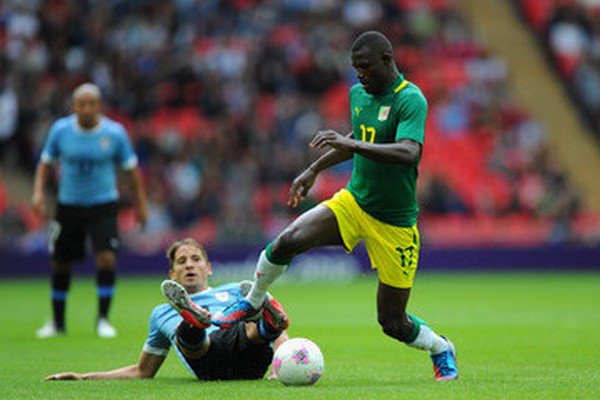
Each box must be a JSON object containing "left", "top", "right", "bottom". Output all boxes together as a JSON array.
[{"left": 43, "top": 351, "right": 165, "bottom": 381}]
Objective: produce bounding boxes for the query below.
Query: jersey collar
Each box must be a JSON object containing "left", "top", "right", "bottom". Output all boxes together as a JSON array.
[
  {"left": 382, "top": 73, "right": 405, "bottom": 96},
  {"left": 190, "top": 286, "right": 212, "bottom": 295},
  {"left": 73, "top": 115, "right": 104, "bottom": 134}
]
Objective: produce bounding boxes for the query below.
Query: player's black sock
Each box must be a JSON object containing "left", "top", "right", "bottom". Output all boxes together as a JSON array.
[
  {"left": 96, "top": 269, "right": 115, "bottom": 319},
  {"left": 175, "top": 322, "right": 206, "bottom": 351},
  {"left": 51, "top": 270, "right": 71, "bottom": 330},
  {"left": 258, "top": 318, "right": 282, "bottom": 341}
]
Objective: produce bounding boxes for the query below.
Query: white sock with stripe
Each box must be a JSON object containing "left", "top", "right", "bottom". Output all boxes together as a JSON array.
[
  {"left": 246, "top": 250, "right": 288, "bottom": 309},
  {"left": 407, "top": 324, "right": 449, "bottom": 355}
]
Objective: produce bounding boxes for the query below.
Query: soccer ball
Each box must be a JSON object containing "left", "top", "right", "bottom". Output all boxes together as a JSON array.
[{"left": 272, "top": 338, "right": 324, "bottom": 386}]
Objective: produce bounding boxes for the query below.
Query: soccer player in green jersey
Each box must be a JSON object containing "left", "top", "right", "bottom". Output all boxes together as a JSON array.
[{"left": 214, "top": 31, "right": 458, "bottom": 380}]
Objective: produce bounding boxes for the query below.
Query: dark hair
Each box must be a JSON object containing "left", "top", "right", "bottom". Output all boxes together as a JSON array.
[
  {"left": 166, "top": 238, "right": 208, "bottom": 269},
  {"left": 351, "top": 31, "right": 393, "bottom": 55}
]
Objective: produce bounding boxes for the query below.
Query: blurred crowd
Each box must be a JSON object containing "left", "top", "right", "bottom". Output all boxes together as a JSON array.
[
  {"left": 0, "top": 0, "right": 594, "bottom": 252},
  {"left": 518, "top": 0, "right": 600, "bottom": 133}
]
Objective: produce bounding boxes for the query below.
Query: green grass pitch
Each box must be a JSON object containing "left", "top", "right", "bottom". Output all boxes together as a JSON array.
[{"left": 1, "top": 272, "right": 598, "bottom": 399}]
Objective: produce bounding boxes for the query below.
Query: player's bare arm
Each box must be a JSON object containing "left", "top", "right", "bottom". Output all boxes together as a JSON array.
[
  {"left": 31, "top": 162, "right": 54, "bottom": 219},
  {"left": 124, "top": 167, "right": 148, "bottom": 229},
  {"left": 288, "top": 131, "right": 353, "bottom": 208},
  {"left": 311, "top": 130, "right": 421, "bottom": 165},
  {"left": 44, "top": 351, "right": 165, "bottom": 381}
]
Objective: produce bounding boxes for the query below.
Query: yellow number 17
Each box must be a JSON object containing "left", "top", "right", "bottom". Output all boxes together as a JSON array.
[{"left": 360, "top": 125, "right": 376, "bottom": 143}]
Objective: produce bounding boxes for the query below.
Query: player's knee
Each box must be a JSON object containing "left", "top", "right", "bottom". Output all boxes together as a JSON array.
[
  {"left": 379, "top": 316, "right": 412, "bottom": 342},
  {"left": 272, "top": 226, "right": 303, "bottom": 259},
  {"left": 95, "top": 251, "right": 116, "bottom": 269},
  {"left": 379, "top": 320, "right": 400, "bottom": 340},
  {"left": 175, "top": 323, "right": 208, "bottom": 358},
  {"left": 52, "top": 261, "right": 72, "bottom": 273}
]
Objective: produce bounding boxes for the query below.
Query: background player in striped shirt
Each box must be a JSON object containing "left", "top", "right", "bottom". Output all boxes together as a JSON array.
[
  {"left": 32, "top": 83, "right": 148, "bottom": 338},
  {"left": 213, "top": 31, "right": 458, "bottom": 381}
]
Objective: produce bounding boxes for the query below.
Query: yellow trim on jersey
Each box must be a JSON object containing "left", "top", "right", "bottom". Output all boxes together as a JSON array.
[
  {"left": 394, "top": 80, "right": 409, "bottom": 93},
  {"left": 322, "top": 189, "right": 420, "bottom": 289}
]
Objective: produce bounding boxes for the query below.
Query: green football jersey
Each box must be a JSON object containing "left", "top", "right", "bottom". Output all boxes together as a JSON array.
[{"left": 346, "top": 74, "right": 427, "bottom": 227}]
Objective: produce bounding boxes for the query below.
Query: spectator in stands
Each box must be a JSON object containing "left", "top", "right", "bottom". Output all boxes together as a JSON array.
[
  {"left": 574, "top": 52, "right": 600, "bottom": 131},
  {"left": 420, "top": 176, "right": 469, "bottom": 215},
  {"left": 546, "top": 2, "right": 591, "bottom": 78},
  {"left": 0, "top": 73, "right": 18, "bottom": 165}
]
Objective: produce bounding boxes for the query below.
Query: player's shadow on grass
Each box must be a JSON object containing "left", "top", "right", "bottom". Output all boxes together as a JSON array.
[
  {"left": 156, "top": 377, "right": 275, "bottom": 386},
  {"left": 155, "top": 376, "right": 419, "bottom": 388}
]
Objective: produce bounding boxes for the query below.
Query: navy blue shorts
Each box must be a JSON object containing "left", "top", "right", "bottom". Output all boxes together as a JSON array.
[
  {"left": 50, "top": 202, "right": 119, "bottom": 262},
  {"left": 185, "top": 323, "right": 273, "bottom": 381}
]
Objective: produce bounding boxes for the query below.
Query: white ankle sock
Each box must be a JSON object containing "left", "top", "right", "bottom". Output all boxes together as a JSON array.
[
  {"left": 246, "top": 250, "right": 288, "bottom": 309},
  {"left": 407, "top": 324, "right": 449, "bottom": 355}
]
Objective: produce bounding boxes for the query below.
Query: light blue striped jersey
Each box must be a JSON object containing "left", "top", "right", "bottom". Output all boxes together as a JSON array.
[
  {"left": 40, "top": 114, "right": 138, "bottom": 206},
  {"left": 143, "top": 282, "right": 247, "bottom": 375}
]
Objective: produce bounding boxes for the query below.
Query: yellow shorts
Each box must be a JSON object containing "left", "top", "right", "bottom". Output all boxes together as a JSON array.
[{"left": 322, "top": 189, "right": 420, "bottom": 288}]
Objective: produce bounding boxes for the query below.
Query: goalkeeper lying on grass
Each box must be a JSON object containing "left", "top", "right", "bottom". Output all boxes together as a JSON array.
[{"left": 44, "top": 238, "right": 289, "bottom": 382}]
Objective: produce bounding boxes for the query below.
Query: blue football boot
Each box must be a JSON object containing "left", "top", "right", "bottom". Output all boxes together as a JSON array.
[
  {"left": 212, "top": 297, "right": 261, "bottom": 329},
  {"left": 430, "top": 336, "right": 458, "bottom": 381}
]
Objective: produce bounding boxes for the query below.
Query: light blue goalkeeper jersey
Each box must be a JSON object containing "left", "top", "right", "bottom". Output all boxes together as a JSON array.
[
  {"left": 40, "top": 114, "right": 138, "bottom": 206},
  {"left": 143, "top": 282, "right": 247, "bottom": 375}
]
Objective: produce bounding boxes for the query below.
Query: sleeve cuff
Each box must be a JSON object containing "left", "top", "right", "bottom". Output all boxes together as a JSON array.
[
  {"left": 121, "top": 155, "right": 138, "bottom": 170},
  {"left": 143, "top": 344, "right": 170, "bottom": 356},
  {"left": 40, "top": 152, "right": 56, "bottom": 164}
]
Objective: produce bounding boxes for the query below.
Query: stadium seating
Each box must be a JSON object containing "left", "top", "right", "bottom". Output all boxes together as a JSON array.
[
  {"left": 516, "top": 0, "right": 600, "bottom": 133},
  {"left": 0, "top": 0, "right": 594, "bottom": 250}
]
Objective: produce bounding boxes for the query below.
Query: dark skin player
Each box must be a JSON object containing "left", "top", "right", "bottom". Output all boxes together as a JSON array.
[{"left": 273, "top": 36, "right": 422, "bottom": 344}]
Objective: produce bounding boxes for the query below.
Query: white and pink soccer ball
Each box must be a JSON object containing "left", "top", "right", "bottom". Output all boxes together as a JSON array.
[{"left": 272, "top": 338, "right": 324, "bottom": 386}]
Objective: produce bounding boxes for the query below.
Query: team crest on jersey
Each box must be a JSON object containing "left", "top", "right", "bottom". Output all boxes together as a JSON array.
[
  {"left": 100, "top": 137, "right": 111, "bottom": 151},
  {"left": 215, "top": 292, "right": 230, "bottom": 302},
  {"left": 378, "top": 106, "right": 391, "bottom": 121}
]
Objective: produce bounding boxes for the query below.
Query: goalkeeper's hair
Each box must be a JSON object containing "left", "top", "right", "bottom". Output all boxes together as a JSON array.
[{"left": 166, "top": 238, "right": 208, "bottom": 269}]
